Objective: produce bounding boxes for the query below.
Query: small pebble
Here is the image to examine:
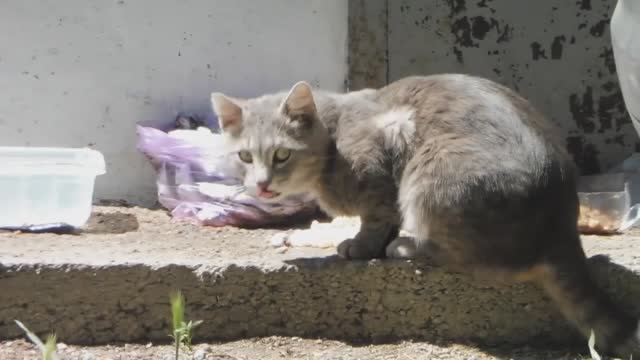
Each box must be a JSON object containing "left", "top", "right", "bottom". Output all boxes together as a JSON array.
[
  {"left": 80, "top": 351, "right": 95, "bottom": 360},
  {"left": 270, "top": 232, "right": 289, "bottom": 247},
  {"left": 192, "top": 348, "right": 208, "bottom": 360}
]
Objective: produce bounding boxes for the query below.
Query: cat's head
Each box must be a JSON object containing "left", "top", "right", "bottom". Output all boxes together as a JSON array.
[{"left": 211, "top": 82, "right": 329, "bottom": 201}]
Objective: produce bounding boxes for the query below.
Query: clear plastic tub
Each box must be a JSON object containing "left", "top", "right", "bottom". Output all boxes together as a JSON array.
[
  {"left": 0, "top": 147, "right": 106, "bottom": 228},
  {"left": 578, "top": 173, "right": 640, "bottom": 234}
]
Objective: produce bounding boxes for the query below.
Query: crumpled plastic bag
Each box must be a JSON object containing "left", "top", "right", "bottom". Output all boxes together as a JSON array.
[{"left": 136, "top": 116, "right": 318, "bottom": 228}]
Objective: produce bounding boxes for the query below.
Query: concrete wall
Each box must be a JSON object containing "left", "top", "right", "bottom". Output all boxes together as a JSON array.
[
  {"left": 0, "top": 0, "right": 348, "bottom": 205},
  {"left": 349, "top": 0, "right": 638, "bottom": 174}
]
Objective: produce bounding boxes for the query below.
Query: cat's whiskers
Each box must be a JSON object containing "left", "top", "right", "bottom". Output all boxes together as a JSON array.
[{"left": 230, "top": 185, "right": 248, "bottom": 198}]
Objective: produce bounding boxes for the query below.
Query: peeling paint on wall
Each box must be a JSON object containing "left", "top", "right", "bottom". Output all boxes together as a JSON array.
[
  {"left": 348, "top": 0, "right": 637, "bottom": 174},
  {"left": 551, "top": 36, "right": 566, "bottom": 59}
]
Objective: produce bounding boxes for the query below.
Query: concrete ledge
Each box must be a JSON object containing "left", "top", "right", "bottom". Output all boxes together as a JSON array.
[{"left": 1, "top": 207, "right": 640, "bottom": 346}]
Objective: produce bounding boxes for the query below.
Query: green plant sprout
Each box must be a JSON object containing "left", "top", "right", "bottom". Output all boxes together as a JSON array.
[
  {"left": 587, "top": 330, "right": 633, "bottom": 360},
  {"left": 588, "top": 330, "right": 602, "bottom": 360},
  {"left": 14, "top": 320, "right": 59, "bottom": 360},
  {"left": 169, "top": 290, "right": 203, "bottom": 360}
]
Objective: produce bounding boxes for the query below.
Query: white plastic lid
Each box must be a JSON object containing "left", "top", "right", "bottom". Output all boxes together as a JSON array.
[{"left": 0, "top": 147, "right": 106, "bottom": 176}]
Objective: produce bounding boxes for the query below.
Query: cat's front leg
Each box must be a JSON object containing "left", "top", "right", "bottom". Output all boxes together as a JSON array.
[
  {"left": 337, "top": 216, "right": 399, "bottom": 260},
  {"left": 385, "top": 236, "right": 418, "bottom": 259}
]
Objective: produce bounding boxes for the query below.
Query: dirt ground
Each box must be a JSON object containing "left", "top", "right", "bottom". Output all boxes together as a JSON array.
[
  {"left": 0, "top": 204, "right": 331, "bottom": 268},
  {"left": 2, "top": 204, "right": 638, "bottom": 269},
  {"left": 0, "top": 337, "right": 584, "bottom": 360}
]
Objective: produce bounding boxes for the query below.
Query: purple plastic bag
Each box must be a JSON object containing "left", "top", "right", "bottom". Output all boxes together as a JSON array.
[{"left": 136, "top": 118, "right": 318, "bottom": 228}]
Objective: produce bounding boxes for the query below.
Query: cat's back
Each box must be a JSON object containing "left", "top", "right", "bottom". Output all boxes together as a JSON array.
[{"left": 375, "top": 74, "right": 569, "bottom": 164}]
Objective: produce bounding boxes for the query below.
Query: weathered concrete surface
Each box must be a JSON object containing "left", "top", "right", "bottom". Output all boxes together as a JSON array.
[
  {"left": 1, "top": 206, "right": 640, "bottom": 348},
  {"left": 349, "top": 0, "right": 639, "bottom": 173}
]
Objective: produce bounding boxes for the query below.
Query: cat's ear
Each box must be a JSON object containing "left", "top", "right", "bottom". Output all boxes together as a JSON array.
[
  {"left": 281, "top": 81, "right": 317, "bottom": 125},
  {"left": 211, "top": 93, "right": 243, "bottom": 134}
]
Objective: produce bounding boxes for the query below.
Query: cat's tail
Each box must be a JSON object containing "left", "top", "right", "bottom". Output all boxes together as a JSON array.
[{"left": 533, "top": 246, "right": 639, "bottom": 358}]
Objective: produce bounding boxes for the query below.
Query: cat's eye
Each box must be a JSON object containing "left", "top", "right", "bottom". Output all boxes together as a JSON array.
[
  {"left": 273, "top": 148, "right": 291, "bottom": 163},
  {"left": 238, "top": 150, "right": 253, "bottom": 163}
]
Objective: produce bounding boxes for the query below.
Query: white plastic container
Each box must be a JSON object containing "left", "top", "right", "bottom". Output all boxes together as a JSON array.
[
  {"left": 611, "top": 0, "right": 640, "bottom": 135},
  {"left": 0, "top": 147, "right": 106, "bottom": 228}
]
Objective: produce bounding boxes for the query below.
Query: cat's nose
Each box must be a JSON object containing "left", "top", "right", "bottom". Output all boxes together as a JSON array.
[{"left": 256, "top": 180, "right": 271, "bottom": 190}]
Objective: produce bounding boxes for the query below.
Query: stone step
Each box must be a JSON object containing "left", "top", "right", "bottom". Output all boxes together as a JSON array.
[{"left": 1, "top": 206, "right": 639, "bottom": 347}]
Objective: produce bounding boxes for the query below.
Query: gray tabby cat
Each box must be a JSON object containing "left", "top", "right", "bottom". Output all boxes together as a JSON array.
[{"left": 211, "top": 74, "right": 639, "bottom": 357}]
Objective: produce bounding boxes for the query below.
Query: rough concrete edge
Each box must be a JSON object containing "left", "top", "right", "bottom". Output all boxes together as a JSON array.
[
  {"left": 2, "top": 254, "right": 639, "bottom": 347},
  {"left": 348, "top": 0, "right": 388, "bottom": 90}
]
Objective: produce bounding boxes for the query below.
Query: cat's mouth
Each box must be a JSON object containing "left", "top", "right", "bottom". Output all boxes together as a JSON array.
[{"left": 258, "top": 189, "right": 281, "bottom": 199}]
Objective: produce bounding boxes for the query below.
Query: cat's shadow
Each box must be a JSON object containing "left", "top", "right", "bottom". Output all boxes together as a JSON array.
[{"left": 282, "top": 253, "right": 640, "bottom": 358}]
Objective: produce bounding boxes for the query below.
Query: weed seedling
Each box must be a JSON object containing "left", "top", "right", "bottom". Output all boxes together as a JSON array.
[
  {"left": 587, "top": 329, "right": 633, "bottom": 360},
  {"left": 169, "top": 290, "right": 203, "bottom": 360},
  {"left": 14, "top": 320, "right": 59, "bottom": 360},
  {"left": 588, "top": 330, "right": 602, "bottom": 360}
]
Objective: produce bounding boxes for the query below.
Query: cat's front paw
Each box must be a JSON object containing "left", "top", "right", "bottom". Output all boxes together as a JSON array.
[
  {"left": 337, "top": 238, "right": 384, "bottom": 260},
  {"left": 385, "top": 237, "right": 417, "bottom": 259}
]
